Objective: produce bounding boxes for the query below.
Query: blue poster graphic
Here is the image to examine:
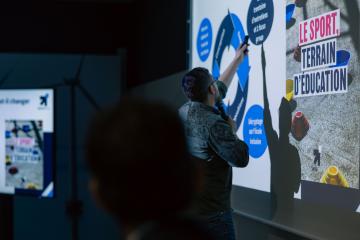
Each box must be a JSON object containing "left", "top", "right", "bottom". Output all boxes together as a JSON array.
[
  {"left": 243, "top": 105, "right": 268, "bottom": 158},
  {"left": 197, "top": 18, "right": 213, "bottom": 62},
  {"left": 247, "top": 0, "right": 274, "bottom": 45}
]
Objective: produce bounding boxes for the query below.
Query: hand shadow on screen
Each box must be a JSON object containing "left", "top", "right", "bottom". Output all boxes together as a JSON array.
[
  {"left": 261, "top": 45, "right": 301, "bottom": 221},
  {"left": 286, "top": 18, "right": 296, "bottom": 30}
]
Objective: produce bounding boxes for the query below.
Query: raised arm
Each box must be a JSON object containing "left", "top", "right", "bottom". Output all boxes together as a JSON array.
[
  {"left": 262, "top": 44, "right": 278, "bottom": 144},
  {"left": 218, "top": 44, "right": 248, "bottom": 88}
]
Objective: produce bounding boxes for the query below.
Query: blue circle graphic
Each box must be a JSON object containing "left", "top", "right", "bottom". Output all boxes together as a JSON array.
[
  {"left": 197, "top": 18, "right": 213, "bottom": 62},
  {"left": 243, "top": 105, "right": 268, "bottom": 158},
  {"left": 247, "top": 0, "right": 274, "bottom": 45}
]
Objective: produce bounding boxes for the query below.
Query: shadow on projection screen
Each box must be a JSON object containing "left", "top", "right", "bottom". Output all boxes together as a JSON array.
[{"left": 190, "top": 0, "right": 360, "bottom": 213}]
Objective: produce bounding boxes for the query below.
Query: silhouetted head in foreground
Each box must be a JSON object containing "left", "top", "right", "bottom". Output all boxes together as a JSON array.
[{"left": 86, "top": 97, "right": 198, "bottom": 235}]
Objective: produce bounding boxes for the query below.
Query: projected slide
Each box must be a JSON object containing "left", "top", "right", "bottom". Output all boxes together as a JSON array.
[
  {"left": 0, "top": 90, "right": 54, "bottom": 198},
  {"left": 192, "top": 0, "right": 360, "bottom": 212},
  {"left": 191, "top": 0, "right": 286, "bottom": 192},
  {"left": 286, "top": 0, "right": 360, "bottom": 211}
]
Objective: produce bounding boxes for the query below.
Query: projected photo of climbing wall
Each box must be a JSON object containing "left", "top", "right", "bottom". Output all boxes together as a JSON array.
[
  {"left": 5, "top": 120, "right": 44, "bottom": 190},
  {"left": 286, "top": 0, "right": 360, "bottom": 190}
]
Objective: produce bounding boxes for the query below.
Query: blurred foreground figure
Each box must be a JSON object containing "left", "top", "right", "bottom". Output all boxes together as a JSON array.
[{"left": 86, "top": 97, "right": 214, "bottom": 240}]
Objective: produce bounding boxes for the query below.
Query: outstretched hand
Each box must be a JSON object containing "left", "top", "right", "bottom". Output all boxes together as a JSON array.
[
  {"left": 235, "top": 43, "right": 249, "bottom": 64},
  {"left": 219, "top": 39, "right": 249, "bottom": 88}
]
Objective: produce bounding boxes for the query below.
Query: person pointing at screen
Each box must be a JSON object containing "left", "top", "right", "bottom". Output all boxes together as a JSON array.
[{"left": 179, "top": 42, "right": 250, "bottom": 240}]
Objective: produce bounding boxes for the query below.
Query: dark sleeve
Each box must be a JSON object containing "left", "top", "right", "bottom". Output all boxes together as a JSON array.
[{"left": 209, "top": 120, "right": 249, "bottom": 167}]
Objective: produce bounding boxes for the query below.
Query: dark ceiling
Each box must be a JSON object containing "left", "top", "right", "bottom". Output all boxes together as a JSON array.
[{"left": 0, "top": 0, "right": 188, "bottom": 88}]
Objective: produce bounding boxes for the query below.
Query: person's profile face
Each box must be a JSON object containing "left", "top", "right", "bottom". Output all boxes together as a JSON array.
[{"left": 210, "top": 78, "right": 221, "bottom": 103}]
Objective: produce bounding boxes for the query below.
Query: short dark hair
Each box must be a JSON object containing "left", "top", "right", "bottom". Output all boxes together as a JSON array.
[
  {"left": 86, "top": 97, "right": 196, "bottom": 225},
  {"left": 182, "top": 67, "right": 212, "bottom": 102}
]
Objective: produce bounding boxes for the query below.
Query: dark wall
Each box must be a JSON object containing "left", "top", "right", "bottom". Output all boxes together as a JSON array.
[
  {"left": 127, "top": 0, "right": 188, "bottom": 87},
  {"left": 0, "top": 0, "right": 188, "bottom": 89},
  {"left": 0, "top": 2, "right": 129, "bottom": 53},
  {"left": 129, "top": 71, "right": 187, "bottom": 109},
  {"left": 0, "top": 53, "right": 122, "bottom": 240}
]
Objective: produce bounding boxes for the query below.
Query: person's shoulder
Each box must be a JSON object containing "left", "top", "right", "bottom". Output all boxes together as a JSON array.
[
  {"left": 179, "top": 102, "right": 221, "bottom": 125},
  {"left": 198, "top": 108, "right": 223, "bottom": 130},
  {"left": 179, "top": 100, "right": 190, "bottom": 108},
  {"left": 178, "top": 101, "right": 191, "bottom": 120},
  {"left": 179, "top": 101, "right": 196, "bottom": 113}
]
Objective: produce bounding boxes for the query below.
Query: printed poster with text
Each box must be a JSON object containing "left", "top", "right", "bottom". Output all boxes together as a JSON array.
[{"left": 286, "top": 0, "right": 360, "bottom": 211}]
